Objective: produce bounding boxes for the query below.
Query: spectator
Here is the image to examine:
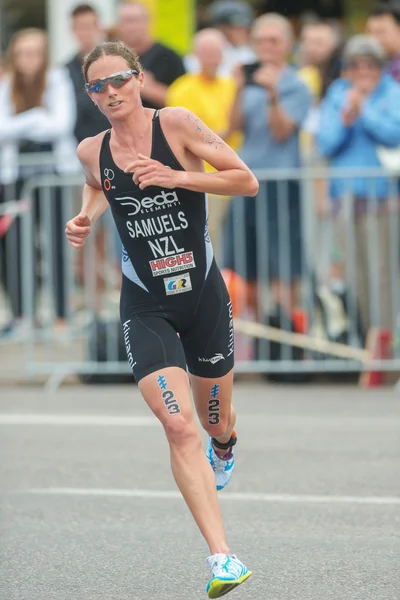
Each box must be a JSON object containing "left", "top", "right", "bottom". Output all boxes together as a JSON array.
[
  {"left": 297, "top": 20, "right": 343, "bottom": 251},
  {"left": 167, "top": 29, "right": 241, "bottom": 149},
  {"left": 0, "top": 29, "right": 77, "bottom": 337},
  {"left": 65, "top": 3, "right": 109, "bottom": 144},
  {"left": 317, "top": 35, "right": 400, "bottom": 334},
  {"left": 185, "top": 0, "right": 256, "bottom": 76},
  {"left": 367, "top": 2, "right": 400, "bottom": 83},
  {"left": 224, "top": 13, "right": 311, "bottom": 328},
  {"left": 167, "top": 28, "right": 242, "bottom": 256},
  {"left": 297, "top": 21, "right": 340, "bottom": 161},
  {"left": 117, "top": 1, "right": 185, "bottom": 109},
  {"left": 65, "top": 4, "right": 117, "bottom": 303},
  {"left": 298, "top": 21, "right": 341, "bottom": 101}
]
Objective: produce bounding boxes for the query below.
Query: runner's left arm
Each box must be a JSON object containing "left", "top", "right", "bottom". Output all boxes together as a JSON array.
[
  {"left": 177, "top": 110, "right": 258, "bottom": 197},
  {"left": 179, "top": 110, "right": 259, "bottom": 196},
  {"left": 126, "top": 109, "right": 259, "bottom": 197}
]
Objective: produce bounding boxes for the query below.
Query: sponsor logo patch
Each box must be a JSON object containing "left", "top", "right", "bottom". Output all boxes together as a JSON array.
[
  {"left": 164, "top": 272, "right": 192, "bottom": 295},
  {"left": 227, "top": 300, "right": 234, "bottom": 358},
  {"left": 115, "top": 190, "right": 179, "bottom": 216},
  {"left": 104, "top": 168, "right": 114, "bottom": 180},
  {"left": 103, "top": 168, "right": 115, "bottom": 191},
  {"left": 198, "top": 353, "right": 225, "bottom": 364},
  {"left": 150, "top": 251, "right": 196, "bottom": 277},
  {"left": 122, "top": 319, "right": 136, "bottom": 370}
]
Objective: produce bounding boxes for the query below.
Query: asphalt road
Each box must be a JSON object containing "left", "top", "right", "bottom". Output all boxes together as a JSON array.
[{"left": 0, "top": 382, "right": 399, "bottom": 600}]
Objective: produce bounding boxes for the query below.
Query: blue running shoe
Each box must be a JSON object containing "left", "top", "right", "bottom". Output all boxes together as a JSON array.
[
  {"left": 206, "top": 433, "right": 236, "bottom": 491},
  {"left": 206, "top": 553, "right": 252, "bottom": 598}
]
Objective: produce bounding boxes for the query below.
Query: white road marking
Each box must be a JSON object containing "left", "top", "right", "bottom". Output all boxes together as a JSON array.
[
  {"left": 0, "top": 414, "right": 159, "bottom": 426},
  {"left": 0, "top": 413, "right": 397, "bottom": 430},
  {"left": 23, "top": 488, "right": 400, "bottom": 506}
]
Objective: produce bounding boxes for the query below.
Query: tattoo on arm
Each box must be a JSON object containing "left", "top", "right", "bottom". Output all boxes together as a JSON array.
[{"left": 185, "top": 113, "right": 224, "bottom": 150}]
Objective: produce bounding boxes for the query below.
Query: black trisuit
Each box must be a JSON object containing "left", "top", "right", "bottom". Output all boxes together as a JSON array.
[{"left": 99, "top": 110, "right": 234, "bottom": 382}]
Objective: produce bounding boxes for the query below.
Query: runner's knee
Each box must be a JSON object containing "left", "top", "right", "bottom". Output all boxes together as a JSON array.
[{"left": 162, "top": 413, "right": 201, "bottom": 448}]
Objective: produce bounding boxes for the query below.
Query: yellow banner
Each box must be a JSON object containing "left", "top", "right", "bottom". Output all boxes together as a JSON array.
[
  {"left": 127, "top": 0, "right": 194, "bottom": 56},
  {"left": 155, "top": 0, "right": 194, "bottom": 56}
]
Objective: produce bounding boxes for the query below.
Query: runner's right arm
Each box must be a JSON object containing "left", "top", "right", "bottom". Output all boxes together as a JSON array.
[
  {"left": 65, "top": 136, "right": 109, "bottom": 248},
  {"left": 79, "top": 181, "right": 109, "bottom": 225},
  {"left": 77, "top": 137, "right": 109, "bottom": 224}
]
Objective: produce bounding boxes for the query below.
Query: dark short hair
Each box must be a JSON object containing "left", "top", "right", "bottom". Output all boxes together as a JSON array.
[
  {"left": 370, "top": 2, "right": 400, "bottom": 24},
  {"left": 82, "top": 41, "right": 142, "bottom": 82},
  {"left": 71, "top": 3, "right": 98, "bottom": 19}
]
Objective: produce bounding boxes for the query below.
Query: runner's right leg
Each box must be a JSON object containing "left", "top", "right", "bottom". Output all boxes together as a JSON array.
[{"left": 138, "top": 365, "right": 231, "bottom": 556}]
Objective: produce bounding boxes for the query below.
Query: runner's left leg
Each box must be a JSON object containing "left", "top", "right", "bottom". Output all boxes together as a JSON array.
[
  {"left": 191, "top": 369, "right": 237, "bottom": 491},
  {"left": 191, "top": 369, "right": 236, "bottom": 445}
]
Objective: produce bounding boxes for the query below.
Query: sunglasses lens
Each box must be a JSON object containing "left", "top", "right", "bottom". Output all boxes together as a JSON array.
[
  {"left": 111, "top": 75, "right": 129, "bottom": 88},
  {"left": 88, "top": 81, "right": 105, "bottom": 93}
]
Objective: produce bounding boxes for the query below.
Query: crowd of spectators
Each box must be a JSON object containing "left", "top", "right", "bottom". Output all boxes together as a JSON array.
[{"left": 0, "top": 0, "right": 400, "bottom": 359}]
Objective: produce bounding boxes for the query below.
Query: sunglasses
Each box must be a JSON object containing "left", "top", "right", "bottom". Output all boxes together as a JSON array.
[
  {"left": 85, "top": 69, "right": 139, "bottom": 93},
  {"left": 253, "top": 36, "right": 282, "bottom": 45},
  {"left": 348, "top": 59, "right": 380, "bottom": 70}
]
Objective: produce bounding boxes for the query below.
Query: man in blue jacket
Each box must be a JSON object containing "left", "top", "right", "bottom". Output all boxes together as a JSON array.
[{"left": 317, "top": 35, "right": 400, "bottom": 338}]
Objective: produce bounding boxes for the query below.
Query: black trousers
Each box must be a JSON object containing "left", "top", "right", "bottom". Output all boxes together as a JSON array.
[{"left": 0, "top": 180, "right": 67, "bottom": 320}]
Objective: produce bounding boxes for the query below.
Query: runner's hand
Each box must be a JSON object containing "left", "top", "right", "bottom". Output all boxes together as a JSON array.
[
  {"left": 65, "top": 213, "right": 91, "bottom": 248},
  {"left": 125, "top": 154, "right": 180, "bottom": 190}
]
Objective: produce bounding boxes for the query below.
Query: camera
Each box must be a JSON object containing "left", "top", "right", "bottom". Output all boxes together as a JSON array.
[{"left": 243, "top": 62, "right": 262, "bottom": 86}]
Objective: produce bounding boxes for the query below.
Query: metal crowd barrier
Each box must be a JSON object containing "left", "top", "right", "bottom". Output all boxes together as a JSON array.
[
  {"left": 229, "top": 167, "right": 400, "bottom": 380},
  {"left": 0, "top": 165, "right": 399, "bottom": 389}
]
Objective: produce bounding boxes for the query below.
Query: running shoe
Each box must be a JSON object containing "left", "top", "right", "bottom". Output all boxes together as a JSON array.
[
  {"left": 206, "top": 434, "right": 236, "bottom": 491},
  {"left": 206, "top": 553, "right": 252, "bottom": 598}
]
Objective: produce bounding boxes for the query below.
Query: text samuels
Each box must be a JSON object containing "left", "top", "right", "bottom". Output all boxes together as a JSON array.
[{"left": 125, "top": 211, "right": 188, "bottom": 240}]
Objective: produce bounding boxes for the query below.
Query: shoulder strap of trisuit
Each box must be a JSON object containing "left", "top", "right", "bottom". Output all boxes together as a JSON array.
[
  {"left": 151, "top": 109, "right": 167, "bottom": 157},
  {"left": 99, "top": 129, "right": 112, "bottom": 165},
  {"left": 151, "top": 109, "right": 185, "bottom": 170},
  {"left": 101, "top": 129, "right": 111, "bottom": 150},
  {"left": 152, "top": 110, "right": 161, "bottom": 139}
]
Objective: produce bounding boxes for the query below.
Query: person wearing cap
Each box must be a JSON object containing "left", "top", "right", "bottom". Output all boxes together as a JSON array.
[
  {"left": 184, "top": 0, "right": 256, "bottom": 76},
  {"left": 317, "top": 34, "right": 400, "bottom": 337}
]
